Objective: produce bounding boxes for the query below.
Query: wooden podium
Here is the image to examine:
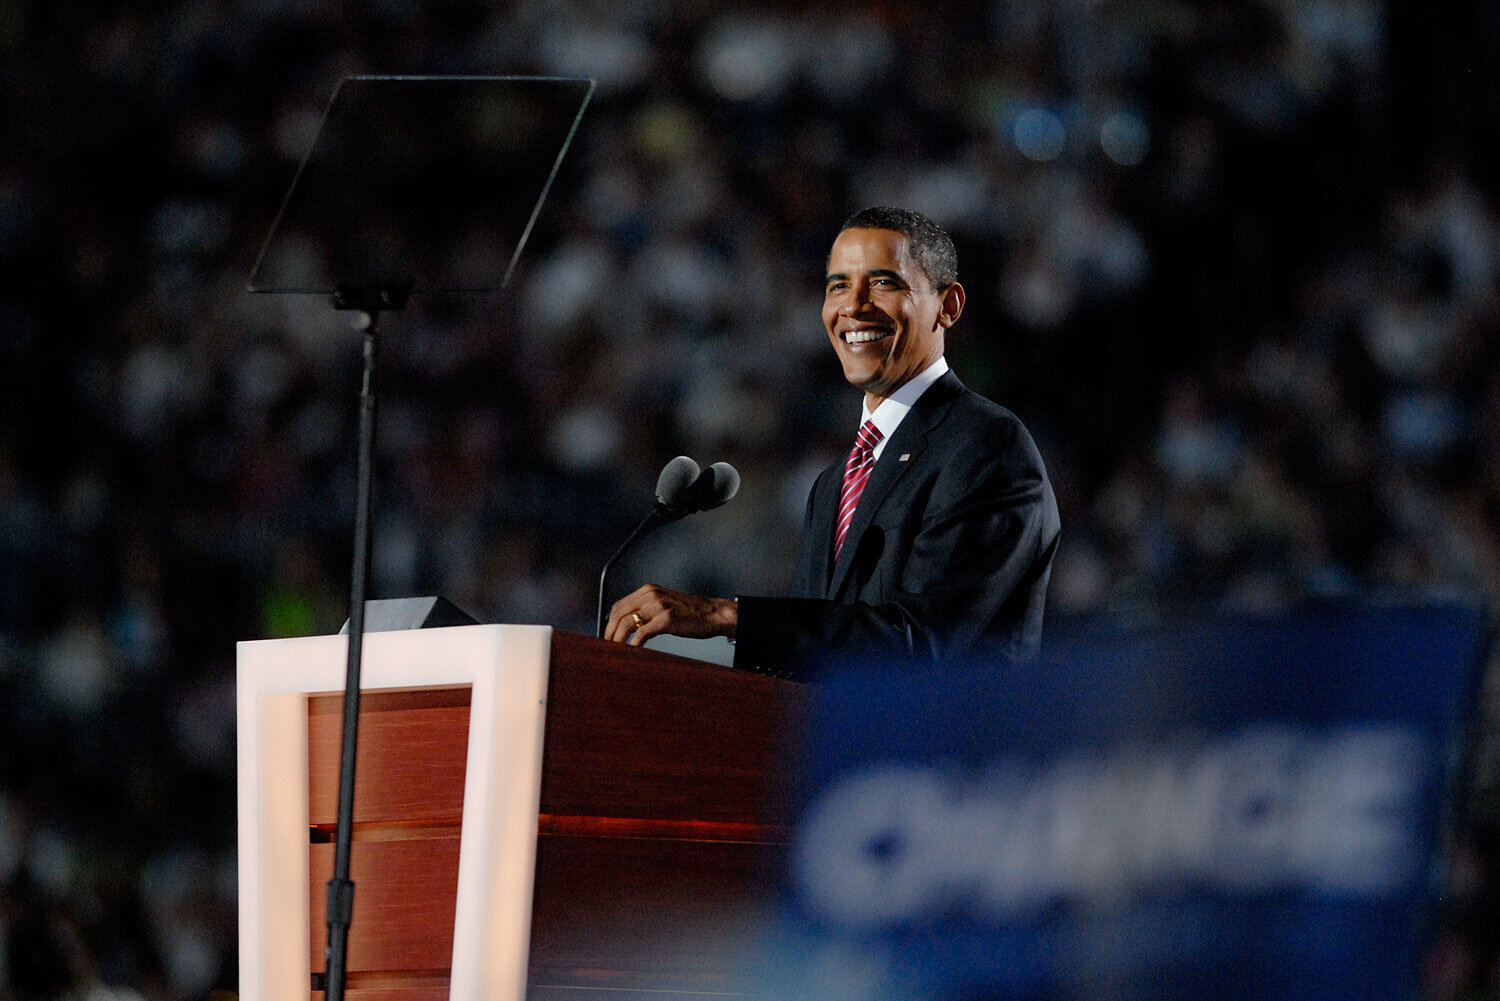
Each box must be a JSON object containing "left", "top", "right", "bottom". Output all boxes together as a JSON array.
[{"left": 237, "top": 625, "right": 801, "bottom": 1001}]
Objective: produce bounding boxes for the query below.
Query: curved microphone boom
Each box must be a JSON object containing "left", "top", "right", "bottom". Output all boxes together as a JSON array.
[{"left": 595, "top": 457, "right": 740, "bottom": 637}]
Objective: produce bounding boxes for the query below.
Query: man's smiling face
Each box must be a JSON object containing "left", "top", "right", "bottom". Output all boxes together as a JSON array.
[{"left": 822, "top": 226, "right": 963, "bottom": 409}]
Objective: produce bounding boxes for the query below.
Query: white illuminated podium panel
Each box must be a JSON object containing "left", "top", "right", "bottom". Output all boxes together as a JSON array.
[
  {"left": 236, "top": 624, "right": 552, "bottom": 1001},
  {"left": 237, "top": 625, "right": 801, "bottom": 1001}
]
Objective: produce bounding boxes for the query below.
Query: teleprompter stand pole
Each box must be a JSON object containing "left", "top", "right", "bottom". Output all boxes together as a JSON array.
[
  {"left": 243, "top": 73, "right": 595, "bottom": 1001},
  {"left": 324, "top": 279, "right": 410, "bottom": 1001}
]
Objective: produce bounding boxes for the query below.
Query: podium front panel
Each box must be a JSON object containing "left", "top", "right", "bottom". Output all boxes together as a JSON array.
[
  {"left": 237, "top": 624, "right": 553, "bottom": 1001},
  {"left": 243, "top": 626, "right": 801, "bottom": 1001}
]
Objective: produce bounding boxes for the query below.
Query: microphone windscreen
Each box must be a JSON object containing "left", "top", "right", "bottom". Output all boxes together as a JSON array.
[
  {"left": 695, "top": 461, "right": 741, "bottom": 511},
  {"left": 655, "top": 455, "right": 701, "bottom": 507}
]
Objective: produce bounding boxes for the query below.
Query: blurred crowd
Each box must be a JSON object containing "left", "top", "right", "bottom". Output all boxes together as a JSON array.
[{"left": 3, "top": 0, "right": 1500, "bottom": 997}]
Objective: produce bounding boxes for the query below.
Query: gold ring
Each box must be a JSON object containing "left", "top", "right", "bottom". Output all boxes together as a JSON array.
[{"left": 630, "top": 611, "right": 645, "bottom": 629}]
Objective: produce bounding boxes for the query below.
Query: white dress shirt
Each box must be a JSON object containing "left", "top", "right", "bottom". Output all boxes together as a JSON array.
[{"left": 860, "top": 355, "right": 950, "bottom": 461}]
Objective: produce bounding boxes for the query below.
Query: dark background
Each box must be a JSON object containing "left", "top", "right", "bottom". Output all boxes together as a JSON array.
[{"left": 2, "top": 0, "right": 1499, "bottom": 997}]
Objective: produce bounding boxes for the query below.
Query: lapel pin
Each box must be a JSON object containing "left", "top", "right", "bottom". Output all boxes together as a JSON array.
[{"left": 899, "top": 453, "right": 911, "bottom": 462}]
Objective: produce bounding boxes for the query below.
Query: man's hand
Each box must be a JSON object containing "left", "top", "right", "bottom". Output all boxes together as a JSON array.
[{"left": 605, "top": 585, "right": 738, "bottom": 646}]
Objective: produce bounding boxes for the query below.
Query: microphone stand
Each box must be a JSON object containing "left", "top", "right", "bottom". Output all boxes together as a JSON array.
[
  {"left": 324, "top": 279, "right": 409, "bottom": 1001},
  {"left": 593, "top": 461, "right": 738, "bottom": 638},
  {"left": 596, "top": 507, "right": 672, "bottom": 638}
]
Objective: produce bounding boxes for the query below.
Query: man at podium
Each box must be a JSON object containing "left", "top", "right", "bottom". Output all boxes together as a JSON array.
[{"left": 605, "top": 207, "right": 1061, "bottom": 678}]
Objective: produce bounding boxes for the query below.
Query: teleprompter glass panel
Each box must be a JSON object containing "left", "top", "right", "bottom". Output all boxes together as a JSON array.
[{"left": 249, "top": 75, "right": 594, "bottom": 295}]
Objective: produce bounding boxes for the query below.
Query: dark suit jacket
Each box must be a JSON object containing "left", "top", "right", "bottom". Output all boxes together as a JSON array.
[{"left": 734, "top": 371, "right": 1060, "bottom": 679}]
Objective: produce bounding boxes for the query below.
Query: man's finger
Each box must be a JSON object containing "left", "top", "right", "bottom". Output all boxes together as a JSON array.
[
  {"left": 627, "top": 610, "right": 665, "bottom": 646},
  {"left": 606, "top": 593, "right": 646, "bottom": 643},
  {"left": 606, "top": 609, "right": 634, "bottom": 643},
  {"left": 621, "top": 610, "right": 644, "bottom": 644},
  {"left": 607, "top": 597, "right": 649, "bottom": 643},
  {"left": 604, "top": 603, "right": 625, "bottom": 643}
]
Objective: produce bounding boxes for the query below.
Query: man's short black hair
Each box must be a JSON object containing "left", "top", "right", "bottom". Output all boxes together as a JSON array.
[{"left": 839, "top": 206, "right": 958, "bottom": 290}]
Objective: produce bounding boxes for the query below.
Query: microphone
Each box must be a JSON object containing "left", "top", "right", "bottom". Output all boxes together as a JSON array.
[
  {"left": 686, "top": 461, "right": 740, "bottom": 513},
  {"left": 653, "top": 455, "right": 702, "bottom": 519},
  {"left": 596, "top": 456, "right": 740, "bottom": 638},
  {"left": 659, "top": 459, "right": 740, "bottom": 521}
]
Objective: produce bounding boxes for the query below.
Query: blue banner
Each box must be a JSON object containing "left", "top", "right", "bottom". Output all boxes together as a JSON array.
[{"left": 765, "top": 602, "right": 1487, "bottom": 1001}]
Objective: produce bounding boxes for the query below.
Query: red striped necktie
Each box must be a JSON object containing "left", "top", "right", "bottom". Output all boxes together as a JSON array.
[{"left": 834, "top": 419, "right": 884, "bottom": 561}]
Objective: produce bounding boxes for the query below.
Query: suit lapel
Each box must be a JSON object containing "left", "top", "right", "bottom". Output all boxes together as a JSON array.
[
  {"left": 826, "top": 372, "right": 965, "bottom": 598},
  {"left": 804, "top": 464, "right": 841, "bottom": 597}
]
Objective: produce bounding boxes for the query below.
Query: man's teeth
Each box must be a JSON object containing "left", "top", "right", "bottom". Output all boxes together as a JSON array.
[{"left": 844, "top": 329, "right": 891, "bottom": 343}]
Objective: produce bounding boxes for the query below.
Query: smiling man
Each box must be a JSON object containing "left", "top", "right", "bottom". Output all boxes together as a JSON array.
[{"left": 606, "top": 206, "right": 1060, "bottom": 678}]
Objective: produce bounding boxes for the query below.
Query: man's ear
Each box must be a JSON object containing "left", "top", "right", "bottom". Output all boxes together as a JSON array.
[{"left": 937, "top": 281, "right": 966, "bottom": 328}]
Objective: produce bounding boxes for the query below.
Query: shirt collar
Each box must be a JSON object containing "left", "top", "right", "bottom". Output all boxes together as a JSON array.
[{"left": 861, "top": 355, "right": 950, "bottom": 457}]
